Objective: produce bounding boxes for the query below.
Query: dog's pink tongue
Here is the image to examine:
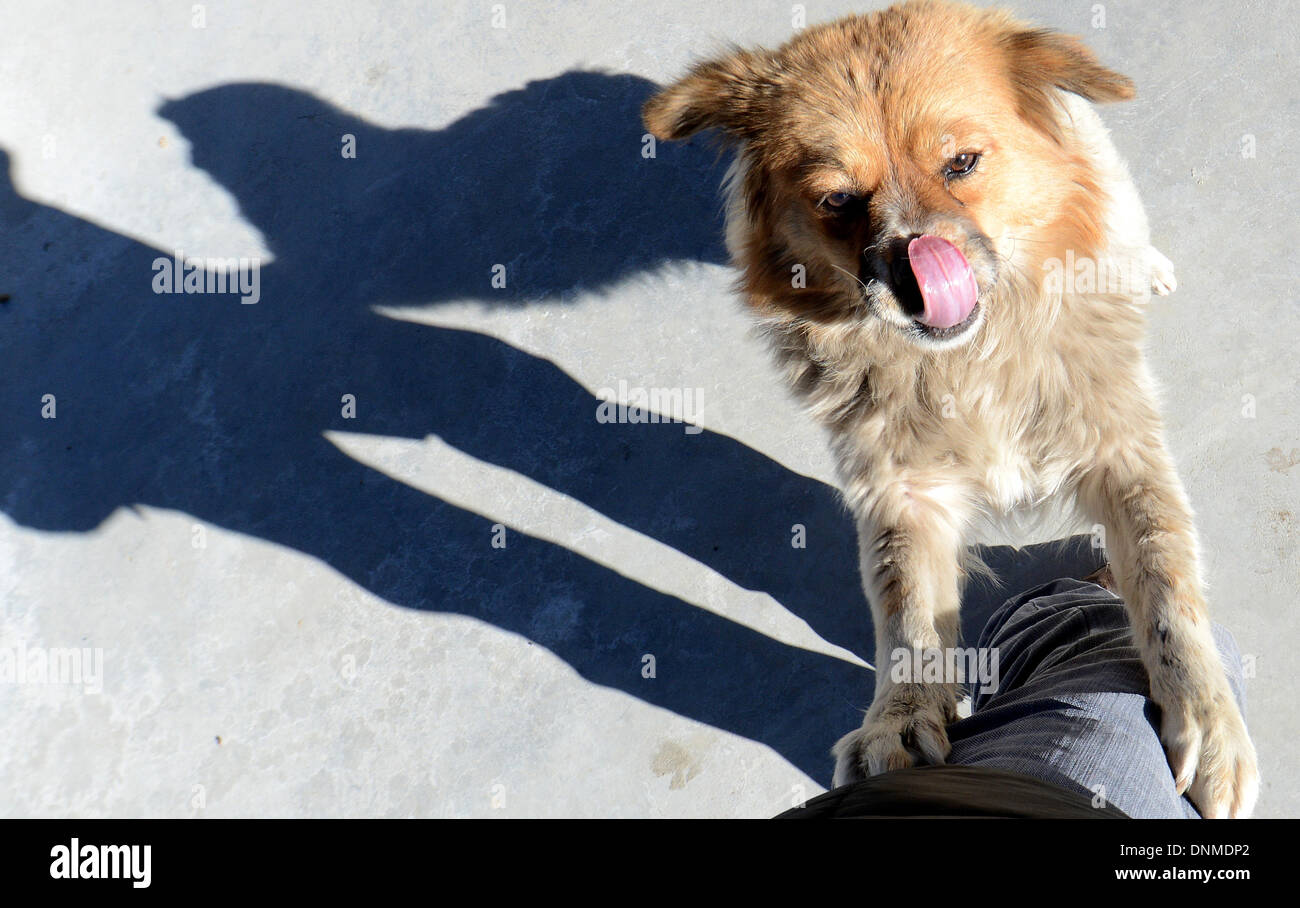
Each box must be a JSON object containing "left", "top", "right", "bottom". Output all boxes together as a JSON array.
[{"left": 908, "top": 235, "right": 978, "bottom": 329}]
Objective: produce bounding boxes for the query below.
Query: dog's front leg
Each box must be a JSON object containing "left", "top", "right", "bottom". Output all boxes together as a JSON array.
[
  {"left": 832, "top": 481, "right": 966, "bottom": 787},
  {"left": 1079, "top": 447, "right": 1259, "bottom": 818}
]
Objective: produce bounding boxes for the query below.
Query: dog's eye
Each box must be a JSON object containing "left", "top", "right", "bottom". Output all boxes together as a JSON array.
[
  {"left": 820, "top": 191, "right": 857, "bottom": 211},
  {"left": 944, "top": 152, "right": 980, "bottom": 179}
]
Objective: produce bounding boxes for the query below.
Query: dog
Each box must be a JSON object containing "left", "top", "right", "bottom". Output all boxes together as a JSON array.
[{"left": 644, "top": 0, "right": 1257, "bottom": 817}]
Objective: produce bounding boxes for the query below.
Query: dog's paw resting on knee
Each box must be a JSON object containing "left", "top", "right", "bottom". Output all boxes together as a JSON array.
[
  {"left": 1158, "top": 680, "right": 1259, "bottom": 819},
  {"left": 831, "top": 682, "right": 958, "bottom": 787}
]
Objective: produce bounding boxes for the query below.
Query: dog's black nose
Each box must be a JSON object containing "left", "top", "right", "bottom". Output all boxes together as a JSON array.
[{"left": 877, "top": 234, "right": 925, "bottom": 318}]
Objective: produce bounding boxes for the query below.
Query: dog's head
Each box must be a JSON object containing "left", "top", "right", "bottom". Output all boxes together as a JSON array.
[{"left": 644, "top": 0, "right": 1133, "bottom": 349}]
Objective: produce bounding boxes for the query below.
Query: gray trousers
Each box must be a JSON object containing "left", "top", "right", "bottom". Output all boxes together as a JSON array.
[{"left": 947, "top": 573, "right": 1247, "bottom": 818}]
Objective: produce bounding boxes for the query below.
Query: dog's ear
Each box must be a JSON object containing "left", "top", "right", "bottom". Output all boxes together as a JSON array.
[
  {"left": 643, "top": 48, "right": 777, "bottom": 141},
  {"left": 1000, "top": 27, "right": 1134, "bottom": 143},
  {"left": 1003, "top": 27, "right": 1135, "bottom": 105}
]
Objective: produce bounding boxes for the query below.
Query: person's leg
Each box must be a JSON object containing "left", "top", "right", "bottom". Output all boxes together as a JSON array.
[{"left": 945, "top": 576, "right": 1248, "bottom": 819}]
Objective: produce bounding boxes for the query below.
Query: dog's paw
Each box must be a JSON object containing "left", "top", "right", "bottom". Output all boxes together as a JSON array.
[
  {"left": 831, "top": 683, "right": 956, "bottom": 788},
  {"left": 1159, "top": 685, "right": 1259, "bottom": 818},
  {"left": 1148, "top": 246, "right": 1177, "bottom": 295}
]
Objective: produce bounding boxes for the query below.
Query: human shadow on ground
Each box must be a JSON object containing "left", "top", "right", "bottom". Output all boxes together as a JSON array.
[{"left": 0, "top": 74, "right": 873, "bottom": 787}]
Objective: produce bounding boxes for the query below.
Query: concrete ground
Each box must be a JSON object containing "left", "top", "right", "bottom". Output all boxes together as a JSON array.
[{"left": 0, "top": 1, "right": 1295, "bottom": 817}]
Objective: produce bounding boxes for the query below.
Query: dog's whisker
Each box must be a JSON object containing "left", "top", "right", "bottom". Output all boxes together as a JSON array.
[
  {"left": 829, "top": 262, "right": 872, "bottom": 295},
  {"left": 1000, "top": 234, "right": 1053, "bottom": 245}
]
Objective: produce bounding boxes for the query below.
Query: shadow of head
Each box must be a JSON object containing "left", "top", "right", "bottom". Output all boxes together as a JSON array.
[{"left": 156, "top": 72, "right": 728, "bottom": 306}]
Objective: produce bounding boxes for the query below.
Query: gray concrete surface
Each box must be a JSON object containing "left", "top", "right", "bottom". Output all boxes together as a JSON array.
[{"left": 0, "top": 0, "right": 1295, "bottom": 817}]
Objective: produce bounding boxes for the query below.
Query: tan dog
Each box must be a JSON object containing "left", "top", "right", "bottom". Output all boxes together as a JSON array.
[{"left": 644, "top": 0, "right": 1257, "bottom": 817}]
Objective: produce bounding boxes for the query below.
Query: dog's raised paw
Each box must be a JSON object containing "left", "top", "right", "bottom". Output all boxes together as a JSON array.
[
  {"left": 831, "top": 684, "right": 955, "bottom": 788},
  {"left": 1148, "top": 246, "right": 1177, "bottom": 296}
]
